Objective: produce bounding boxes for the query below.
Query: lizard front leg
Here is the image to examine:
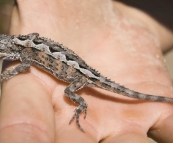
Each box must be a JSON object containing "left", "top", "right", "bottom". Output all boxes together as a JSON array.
[
  {"left": 0, "top": 61, "right": 31, "bottom": 84},
  {"left": 64, "top": 76, "right": 88, "bottom": 132}
]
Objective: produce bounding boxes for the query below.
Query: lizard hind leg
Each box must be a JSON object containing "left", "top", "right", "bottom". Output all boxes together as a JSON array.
[{"left": 64, "top": 76, "right": 88, "bottom": 132}]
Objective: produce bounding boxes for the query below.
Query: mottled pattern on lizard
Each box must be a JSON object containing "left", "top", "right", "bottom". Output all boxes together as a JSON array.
[{"left": 0, "top": 33, "right": 173, "bottom": 132}]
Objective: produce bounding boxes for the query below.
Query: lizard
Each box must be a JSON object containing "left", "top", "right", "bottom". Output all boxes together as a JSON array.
[{"left": 0, "top": 33, "right": 173, "bottom": 132}]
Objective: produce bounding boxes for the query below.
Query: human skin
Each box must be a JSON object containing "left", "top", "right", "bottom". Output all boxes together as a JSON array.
[{"left": 0, "top": 0, "right": 173, "bottom": 142}]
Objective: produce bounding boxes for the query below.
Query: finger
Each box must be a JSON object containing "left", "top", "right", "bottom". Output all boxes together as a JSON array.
[
  {"left": 148, "top": 113, "right": 173, "bottom": 143},
  {"left": 0, "top": 73, "right": 55, "bottom": 143},
  {"left": 103, "top": 132, "right": 151, "bottom": 143}
]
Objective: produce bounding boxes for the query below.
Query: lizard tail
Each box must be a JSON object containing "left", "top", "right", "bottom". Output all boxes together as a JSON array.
[{"left": 90, "top": 76, "right": 173, "bottom": 103}]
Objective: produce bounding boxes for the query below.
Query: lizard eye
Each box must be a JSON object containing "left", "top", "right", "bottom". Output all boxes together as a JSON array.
[
  {"left": 33, "top": 38, "right": 43, "bottom": 44},
  {"left": 18, "top": 35, "right": 27, "bottom": 41}
]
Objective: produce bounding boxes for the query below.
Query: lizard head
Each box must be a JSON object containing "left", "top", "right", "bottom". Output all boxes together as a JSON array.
[{"left": 0, "top": 33, "right": 40, "bottom": 59}]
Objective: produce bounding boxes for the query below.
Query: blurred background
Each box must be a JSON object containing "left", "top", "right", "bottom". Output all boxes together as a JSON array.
[
  {"left": 0, "top": 1, "right": 172, "bottom": 143},
  {"left": 0, "top": 0, "right": 13, "bottom": 34}
]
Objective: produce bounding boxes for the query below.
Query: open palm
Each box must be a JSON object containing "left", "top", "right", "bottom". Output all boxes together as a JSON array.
[{"left": 0, "top": 0, "right": 173, "bottom": 143}]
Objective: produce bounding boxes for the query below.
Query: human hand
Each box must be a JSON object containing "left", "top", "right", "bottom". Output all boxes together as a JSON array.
[{"left": 0, "top": 0, "right": 173, "bottom": 142}]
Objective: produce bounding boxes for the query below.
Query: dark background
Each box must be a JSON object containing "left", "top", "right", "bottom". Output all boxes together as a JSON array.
[
  {"left": 0, "top": 0, "right": 13, "bottom": 34},
  {"left": 117, "top": 0, "right": 173, "bottom": 31}
]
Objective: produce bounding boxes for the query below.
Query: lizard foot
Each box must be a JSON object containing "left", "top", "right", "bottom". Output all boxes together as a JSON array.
[{"left": 69, "top": 107, "right": 87, "bottom": 132}]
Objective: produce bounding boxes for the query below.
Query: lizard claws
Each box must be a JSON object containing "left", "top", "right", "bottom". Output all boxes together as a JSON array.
[{"left": 69, "top": 108, "right": 85, "bottom": 132}]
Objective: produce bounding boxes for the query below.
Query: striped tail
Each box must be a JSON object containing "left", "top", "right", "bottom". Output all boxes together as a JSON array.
[{"left": 91, "top": 77, "right": 173, "bottom": 103}]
